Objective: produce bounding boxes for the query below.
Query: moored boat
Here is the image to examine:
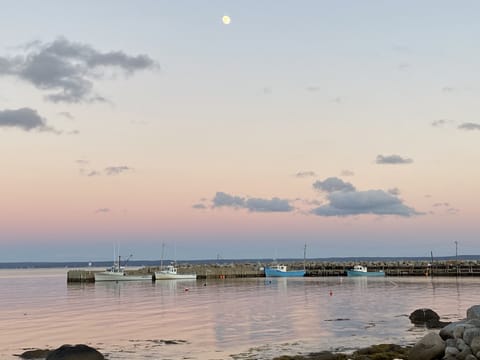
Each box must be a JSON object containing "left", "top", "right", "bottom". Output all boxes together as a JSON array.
[
  {"left": 264, "top": 264, "right": 306, "bottom": 277},
  {"left": 346, "top": 265, "right": 385, "bottom": 277},
  {"left": 155, "top": 264, "right": 197, "bottom": 280},
  {"left": 264, "top": 243, "right": 307, "bottom": 277},
  {"left": 155, "top": 243, "right": 197, "bottom": 280},
  {"left": 94, "top": 255, "right": 153, "bottom": 282}
]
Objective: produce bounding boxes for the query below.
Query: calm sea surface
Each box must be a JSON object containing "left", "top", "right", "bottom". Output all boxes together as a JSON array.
[{"left": 1, "top": 268, "right": 478, "bottom": 359}]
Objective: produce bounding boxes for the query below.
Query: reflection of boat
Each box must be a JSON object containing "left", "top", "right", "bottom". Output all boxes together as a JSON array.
[
  {"left": 264, "top": 264, "right": 306, "bottom": 277},
  {"left": 155, "top": 264, "right": 197, "bottom": 280},
  {"left": 94, "top": 255, "right": 153, "bottom": 282},
  {"left": 346, "top": 265, "right": 385, "bottom": 277}
]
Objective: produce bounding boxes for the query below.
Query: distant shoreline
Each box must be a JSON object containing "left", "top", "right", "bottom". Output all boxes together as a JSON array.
[{"left": 1, "top": 254, "right": 479, "bottom": 269}]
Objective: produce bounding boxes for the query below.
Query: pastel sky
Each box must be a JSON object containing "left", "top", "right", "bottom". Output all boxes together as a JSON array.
[{"left": 1, "top": 1, "right": 479, "bottom": 262}]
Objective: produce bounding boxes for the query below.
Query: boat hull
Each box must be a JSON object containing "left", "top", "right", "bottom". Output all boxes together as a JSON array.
[
  {"left": 155, "top": 272, "right": 197, "bottom": 280},
  {"left": 346, "top": 270, "right": 385, "bottom": 277},
  {"left": 94, "top": 272, "right": 153, "bottom": 282},
  {"left": 264, "top": 268, "right": 305, "bottom": 277}
]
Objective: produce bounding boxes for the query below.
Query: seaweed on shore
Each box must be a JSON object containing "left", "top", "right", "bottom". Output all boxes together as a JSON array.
[{"left": 272, "top": 343, "right": 411, "bottom": 360}]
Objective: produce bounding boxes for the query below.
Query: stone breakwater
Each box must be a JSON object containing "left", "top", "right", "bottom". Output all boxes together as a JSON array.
[
  {"left": 67, "top": 259, "right": 480, "bottom": 282},
  {"left": 410, "top": 305, "right": 480, "bottom": 360}
]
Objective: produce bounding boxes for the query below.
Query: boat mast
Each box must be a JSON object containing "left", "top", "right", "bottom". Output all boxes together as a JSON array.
[
  {"left": 160, "top": 243, "right": 165, "bottom": 270},
  {"left": 303, "top": 243, "right": 307, "bottom": 271}
]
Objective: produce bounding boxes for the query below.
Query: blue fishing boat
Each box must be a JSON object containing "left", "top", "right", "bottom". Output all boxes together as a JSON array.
[
  {"left": 264, "top": 244, "right": 307, "bottom": 277},
  {"left": 264, "top": 264, "right": 306, "bottom": 277},
  {"left": 346, "top": 265, "right": 385, "bottom": 277}
]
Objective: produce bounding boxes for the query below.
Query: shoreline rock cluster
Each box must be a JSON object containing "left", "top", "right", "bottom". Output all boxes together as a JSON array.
[{"left": 410, "top": 305, "right": 480, "bottom": 360}]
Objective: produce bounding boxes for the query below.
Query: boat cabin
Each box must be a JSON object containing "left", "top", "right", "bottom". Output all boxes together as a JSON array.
[{"left": 352, "top": 265, "right": 368, "bottom": 272}]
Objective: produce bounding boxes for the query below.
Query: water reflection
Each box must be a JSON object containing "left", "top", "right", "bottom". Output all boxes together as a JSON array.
[{"left": 2, "top": 270, "right": 480, "bottom": 359}]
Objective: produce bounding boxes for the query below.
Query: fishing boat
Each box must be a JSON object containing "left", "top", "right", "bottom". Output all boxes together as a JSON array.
[
  {"left": 264, "top": 264, "right": 306, "bottom": 277},
  {"left": 154, "top": 243, "right": 197, "bottom": 280},
  {"left": 346, "top": 265, "right": 385, "bottom": 277},
  {"left": 264, "top": 244, "right": 307, "bottom": 277},
  {"left": 94, "top": 255, "right": 153, "bottom": 282},
  {"left": 155, "top": 264, "right": 197, "bottom": 280}
]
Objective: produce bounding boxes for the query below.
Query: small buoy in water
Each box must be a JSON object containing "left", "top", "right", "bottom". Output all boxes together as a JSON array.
[{"left": 329, "top": 290, "right": 333, "bottom": 296}]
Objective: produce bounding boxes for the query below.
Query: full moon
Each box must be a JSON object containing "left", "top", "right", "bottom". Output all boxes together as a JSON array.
[{"left": 222, "top": 15, "right": 231, "bottom": 25}]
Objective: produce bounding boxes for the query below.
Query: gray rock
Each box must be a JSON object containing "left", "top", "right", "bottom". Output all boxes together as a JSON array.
[
  {"left": 445, "top": 346, "right": 460, "bottom": 356},
  {"left": 470, "top": 336, "right": 480, "bottom": 354},
  {"left": 464, "top": 328, "right": 480, "bottom": 346},
  {"left": 467, "top": 305, "right": 480, "bottom": 320},
  {"left": 457, "top": 338, "right": 468, "bottom": 351},
  {"left": 455, "top": 325, "right": 468, "bottom": 339},
  {"left": 476, "top": 350, "right": 480, "bottom": 359},
  {"left": 441, "top": 321, "right": 463, "bottom": 340},
  {"left": 443, "top": 355, "right": 457, "bottom": 360},
  {"left": 457, "top": 346, "right": 473, "bottom": 360},
  {"left": 409, "top": 332, "right": 445, "bottom": 360},
  {"left": 464, "top": 355, "right": 477, "bottom": 360},
  {"left": 446, "top": 338, "right": 457, "bottom": 347},
  {"left": 46, "top": 344, "right": 104, "bottom": 360},
  {"left": 466, "top": 319, "right": 480, "bottom": 328}
]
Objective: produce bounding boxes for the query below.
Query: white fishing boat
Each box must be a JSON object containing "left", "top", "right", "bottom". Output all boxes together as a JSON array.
[
  {"left": 155, "top": 264, "right": 197, "bottom": 280},
  {"left": 94, "top": 255, "right": 153, "bottom": 282},
  {"left": 154, "top": 243, "right": 196, "bottom": 280}
]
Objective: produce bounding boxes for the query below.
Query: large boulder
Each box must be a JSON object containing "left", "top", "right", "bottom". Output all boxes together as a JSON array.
[
  {"left": 409, "top": 308, "right": 449, "bottom": 328},
  {"left": 46, "top": 344, "right": 104, "bottom": 360},
  {"left": 409, "top": 332, "right": 445, "bottom": 360},
  {"left": 467, "top": 305, "right": 480, "bottom": 320},
  {"left": 409, "top": 308, "right": 440, "bottom": 324},
  {"left": 464, "top": 328, "right": 480, "bottom": 346}
]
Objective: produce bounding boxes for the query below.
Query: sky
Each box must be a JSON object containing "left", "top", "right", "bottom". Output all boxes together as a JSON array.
[{"left": 1, "top": 1, "right": 479, "bottom": 262}]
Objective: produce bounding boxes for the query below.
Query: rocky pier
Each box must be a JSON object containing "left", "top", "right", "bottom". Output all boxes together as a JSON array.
[{"left": 67, "top": 259, "right": 480, "bottom": 282}]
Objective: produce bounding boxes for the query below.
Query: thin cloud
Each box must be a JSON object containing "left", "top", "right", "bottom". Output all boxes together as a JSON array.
[
  {"left": 458, "top": 122, "right": 480, "bottom": 131},
  {"left": 75, "top": 159, "right": 89, "bottom": 165},
  {"left": 58, "top": 111, "right": 74, "bottom": 119},
  {"left": 212, "top": 192, "right": 245, "bottom": 208},
  {"left": 192, "top": 203, "right": 207, "bottom": 209},
  {"left": 313, "top": 177, "right": 356, "bottom": 193},
  {"left": 376, "top": 154, "right": 413, "bottom": 164},
  {"left": 87, "top": 170, "right": 101, "bottom": 177},
  {"left": 442, "top": 87, "right": 454, "bottom": 93},
  {"left": 431, "top": 119, "right": 451, "bottom": 127},
  {"left": 0, "top": 37, "right": 158, "bottom": 103},
  {"left": 94, "top": 208, "right": 110, "bottom": 214},
  {"left": 104, "top": 166, "right": 132, "bottom": 175},
  {"left": 340, "top": 169, "right": 354, "bottom": 177},
  {"left": 0, "top": 107, "right": 57, "bottom": 133},
  {"left": 388, "top": 188, "right": 400, "bottom": 196},
  {"left": 245, "top": 197, "right": 293, "bottom": 212},
  {"left": 433, "top": 202, "right": 450, "bottom": 207},
  {"left": 306, "top": 86, "right": 320, "bottom": 92},
  {"left": 212, "top": 192, "right": 293, "bottom": 213},
  {"left": 295, "top": 171, "right": 316, "bottom": 178}
]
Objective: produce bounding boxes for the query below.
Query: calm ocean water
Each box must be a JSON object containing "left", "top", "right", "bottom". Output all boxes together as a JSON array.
[{"left": 1, "top": 268, "right": 478, "bottom": 359}]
